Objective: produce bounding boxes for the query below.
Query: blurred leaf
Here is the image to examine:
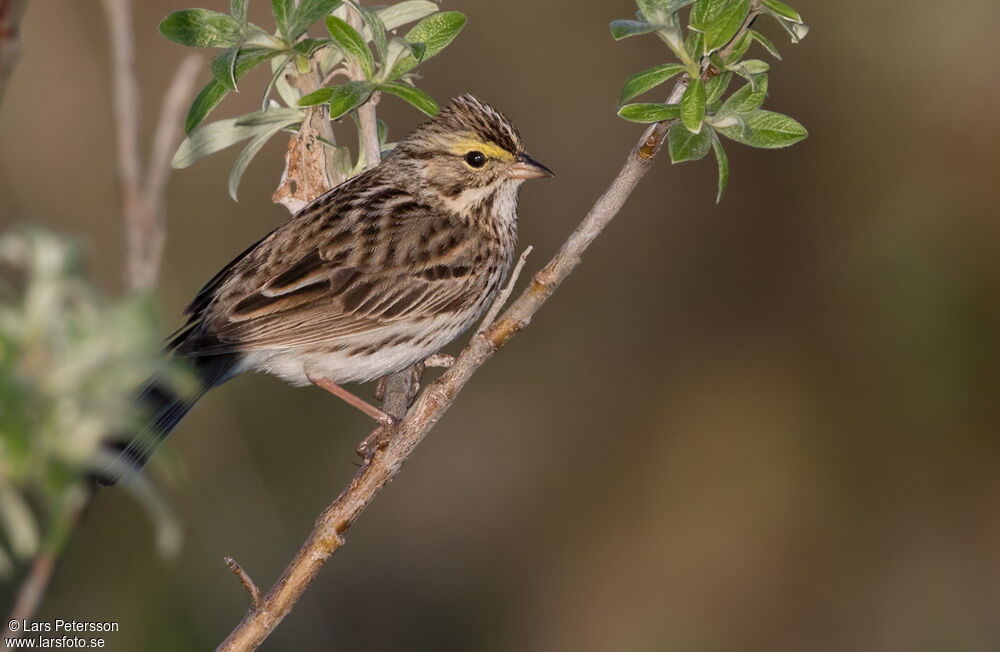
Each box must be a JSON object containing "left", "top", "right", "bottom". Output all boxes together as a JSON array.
[
  {"left": 272, "top": 0, "right": 293, "bottom": 39},
  {"left": 619, "top": 63, "right": 685, "bottom": 106},
  {"left": 159, "top": 9, "right": 242, "bottom": 48},
  {"left": 725, "top": 29, "right": 753, "bottom": 63},
  {"left": 186, "top": 48, "right": 282, "bottom": 133},
  {"left": 228, "top": 121, "right": 294, "bottom": 201},
  {"left": 681, "top": 77, "right": 706, "bottom": 133},
  {"left": 0, "top": 482, "right": 39, "bottom": 559},
  {"left": 710, "top": 129, "right": 729, "bottom": 202},
  {"left": 668, "top": 122, "right": 712, "bottom": 162},
  {"left": 716, "top": 109, "right": 807, "bottom": 148},
  {"left": 761, "top": 0, "right": 803, "bottom": 23},
  {"left": 703, "top": 0, "right": 749, "bottom": 54},
  {"left": 388, "top": 11, "right": 466, "bottom": 79},
  {"left": 609, "top": 19, "right": 656, "bottom": 40},
  {"left": 377, "top": 82, "right": 438, "bottom": 116},
  {"left": 617, "top": 102, "right": 681, "bottom": 123},
  {"left": 326, "top": 15, "right": 375, "bottom": 78},
  {"left": 288, "top": 0, "right": 342, "bottom": 39},
  {"left": 750, "top": 29, "right": 781, "bottom": 59}
]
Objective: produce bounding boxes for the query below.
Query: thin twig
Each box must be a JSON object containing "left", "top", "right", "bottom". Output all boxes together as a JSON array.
[
  {"left": 1, "top": 550, "right": 55, "bottom": 641},
  {"left": 102, "top": 0, "right": 200, "bottom": 290},
  {"left": 217, "top": 6, "right": 766, "bottom": 650},
  {"left": 478, "top": 245, "right": 533, "bottom": 332},
  {"left": 224, "top": 556, "right": 263, "bottom": 610},
  {"left": 0, "top": 0, "right": 28, "bottom": 105}
]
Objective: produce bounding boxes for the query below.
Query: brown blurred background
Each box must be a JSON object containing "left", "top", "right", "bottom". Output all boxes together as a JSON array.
[{"left": 3, "top": 0, "right": 1000, "bottom": 650}]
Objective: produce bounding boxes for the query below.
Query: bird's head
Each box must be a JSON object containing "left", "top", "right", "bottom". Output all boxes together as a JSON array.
[{"left": 395, "top": 95, "right": 552, "bottom": 213}]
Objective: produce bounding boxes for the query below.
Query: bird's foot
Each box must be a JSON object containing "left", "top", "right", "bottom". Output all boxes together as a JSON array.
[{"left": 308, "top": 374, "right": 399, "bottom": 429}]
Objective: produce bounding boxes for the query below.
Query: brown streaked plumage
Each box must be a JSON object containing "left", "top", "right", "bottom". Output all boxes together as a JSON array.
[{"left": 102, "top": 95, "right": 552, "bottom": 482}]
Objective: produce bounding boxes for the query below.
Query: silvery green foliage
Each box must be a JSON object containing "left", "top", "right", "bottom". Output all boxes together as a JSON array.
[
  {"left": 160, "top": 0, "right": 466, "bottom": 199},
  {"left": 612, "top": 0, "right": 809, "bottom": 202},
  {"left": 0, "top": 228, "right": 187, "bottom": 575}
]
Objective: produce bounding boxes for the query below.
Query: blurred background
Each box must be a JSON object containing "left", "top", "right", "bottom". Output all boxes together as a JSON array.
[{"left": 2, "top": 0, "right": 1000, "bottom": 649}]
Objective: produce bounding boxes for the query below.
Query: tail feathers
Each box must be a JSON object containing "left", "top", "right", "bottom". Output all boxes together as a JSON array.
[{"left": 96, "top": 354, "right": 240, "bottom": 486}]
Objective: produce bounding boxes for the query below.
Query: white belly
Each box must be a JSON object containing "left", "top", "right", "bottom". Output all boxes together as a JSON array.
[{"left": 240, "top": 311, "right": 477, "bottom": 386}]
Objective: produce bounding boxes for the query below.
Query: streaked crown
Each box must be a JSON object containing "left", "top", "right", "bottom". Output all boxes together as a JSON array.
[{"left": 404, "top": 94, "right": 524, "bottom": 159}]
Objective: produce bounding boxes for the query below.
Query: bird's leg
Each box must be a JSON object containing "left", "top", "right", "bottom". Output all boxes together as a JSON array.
[{"left": 308, "top": 375, "right": 398, "bottom": 429}]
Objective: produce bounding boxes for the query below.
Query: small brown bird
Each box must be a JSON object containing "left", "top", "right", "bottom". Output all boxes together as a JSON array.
[{"left": 104, "top": 95, "right": 551, "bottom": 482}]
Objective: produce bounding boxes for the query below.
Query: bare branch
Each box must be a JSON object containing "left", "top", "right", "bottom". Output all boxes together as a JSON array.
[
  {"left": 1, "top": 550, "right": 55, "bottom": 642},
  {"left": 146, "top": 54, "right": 202, "bottom": 208},
  {"left": 0, "top": 0, "right": 28, "bottom": 105},
  {"left": 102, "top": 0, "right": 200, "bottom": 290},
  {"left": 224, "top": 556, "right": 263, "bottom": 610}
]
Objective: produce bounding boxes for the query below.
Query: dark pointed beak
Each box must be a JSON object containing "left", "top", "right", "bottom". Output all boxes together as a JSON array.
[{"left": 507, "top": 153, "right": 554, "bottom": 180}]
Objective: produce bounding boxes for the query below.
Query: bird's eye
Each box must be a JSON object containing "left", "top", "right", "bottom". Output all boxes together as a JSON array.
[{"left": 465, "top": 150, "right": 486, "bottom": 168}]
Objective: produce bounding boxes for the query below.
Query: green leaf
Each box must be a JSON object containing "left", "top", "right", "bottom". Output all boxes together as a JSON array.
[
  {"left": 272, "top": 0, "right": 293, "bottom": 39},
  {"left": 378, "top": 82, "right": 438, "bottom": 116},
  {"left": 173, "top": 111, "right": 301, "bottom": 168},
  {"left": 234, "top": 107, "right": 307, "bottom": 126},
  {"left": 750, "top": 29, "right": 781, "bottom": 59},
  {"left": 619, "top": 63, "right": 685, "bottom": 106},
  {"left": 774, "top": 17, "right": 810, "bottom": 43},
  {"left": 299, "top": 80, "right": 375, "bottom": 118},
  {"left": 668, "top": 122, "right": 712, "bottom": 162},
  {"left": 680, "top": 77, "right": 706, "bottom": 133},
  {"left": 326, "top": 15, "right": 375, "bottom": 78},
  {"left": 703, "top": 0, "right": 750, "bottom": 54},
  {"left": 716, "top": 109, "right": 807, "bottom": 148},
  {"left": 636, "top": 0, "right": 696, "bottom": 24},
  {"left": 718, "top": 75, "right": 768, "bottom": 115},
  {"left": 609, "top": 19, "right": 656, "bottom": 40},
  {"left": 761, "top": 0, "right": 802, "bottom": 23},
  {"left": 725, "top": 29, "right": 753, "bottom": 62},
  {"left": 710, "top": 129, "right": 729, "bottom": 203},
  {"left": 159, "top": 9, "right": 242, "bottom": 48},
  {"left": 376, "top": 1, "right": 438, "bottom": 31},
  {"left": 704, "top": 71, "right": 732, "bottom": 105},
  {"left": 359, "top": 7, "right": 388, "bottom": 63},
  {"left": 298, "top": 87, "right": 334, "bottom": 106},
  {"left": 211, "top": 46, "right": 242, "bottom": 91},
  {"left": 288, "top": 0, "right": 342, "bottom": 39},
  {"left": 229, "top": 120, "right": 293, "bottom": 201},
  {"left": 185, "top": 48, "right": 283, "bottom": 133},
  {"left": 387, "top": 11, "right": 466, "bottom": 79},
  {"left": 618, "top": 103, "right": 681, "bottom": 123},
  {"left": 231, "top": 0, "right": 248, "bottom": 25},
  {"left": 690, "top": 0, "right": 729, "bottom": 27}
]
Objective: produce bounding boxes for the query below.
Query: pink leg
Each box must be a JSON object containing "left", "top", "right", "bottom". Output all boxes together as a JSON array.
[{"left": 307, "top": 375, "right": 398, "bottom": 428}]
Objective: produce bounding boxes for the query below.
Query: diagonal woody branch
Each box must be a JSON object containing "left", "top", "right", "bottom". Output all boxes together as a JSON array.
[{"left": 217, "top": 6, "right": 764, "bottom": 651}]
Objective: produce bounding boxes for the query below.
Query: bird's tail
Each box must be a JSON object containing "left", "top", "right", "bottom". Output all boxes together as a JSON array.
[{"left": 96, "top": 353, "right": 240, "bottom": 486}]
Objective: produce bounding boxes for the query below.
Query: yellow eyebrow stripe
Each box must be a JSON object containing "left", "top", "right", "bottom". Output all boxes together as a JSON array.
[{"left": 449, "top": 138, "right": 515, "bottom": 162}]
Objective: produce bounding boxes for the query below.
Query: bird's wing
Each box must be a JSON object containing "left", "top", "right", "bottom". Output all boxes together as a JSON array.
[{"left": 181, "top": 204, "right": 490, "bottom": 354}]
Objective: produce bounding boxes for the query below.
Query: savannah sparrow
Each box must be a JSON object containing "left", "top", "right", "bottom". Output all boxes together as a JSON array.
[{"left": 103, "top": 95, "right": 552, "bottom": 482}]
